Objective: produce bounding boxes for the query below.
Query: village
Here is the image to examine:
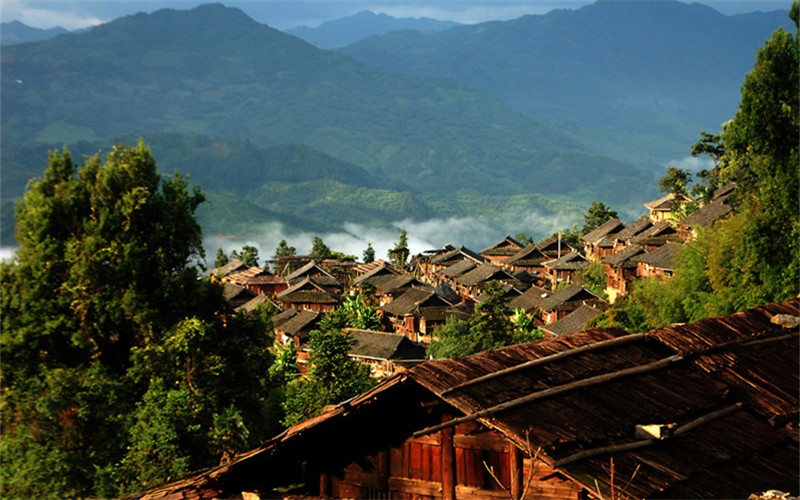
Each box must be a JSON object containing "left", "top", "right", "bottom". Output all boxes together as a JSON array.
[
  {"left": 130, "top": 178, "right": 798, "bottom": 499},
  {"left": 210, "top": 185, "right": 735, "bottom": 379}
]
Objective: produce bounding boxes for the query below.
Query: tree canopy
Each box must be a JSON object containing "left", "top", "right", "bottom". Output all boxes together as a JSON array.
[{"left": 1, "top": 143, "right": 279, "bottom": 498}]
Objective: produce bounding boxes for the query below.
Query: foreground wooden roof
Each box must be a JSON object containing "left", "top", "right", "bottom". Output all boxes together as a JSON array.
[{"left": 131, "top": 299, "right": 799, "bottom": 500}]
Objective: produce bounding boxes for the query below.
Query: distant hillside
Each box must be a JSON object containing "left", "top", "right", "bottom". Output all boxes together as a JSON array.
[
  {"left": 286, "top": 11, "right": 459, "bottom": 49},
  {"left": 1, "top": 20, "right": 69, "bottom": 45},
  {"left": 340, "top": 0, "right": 793, "bottom": 167},
  {"left": 1, "top": 3, "right": 656, "bottom": 245}
]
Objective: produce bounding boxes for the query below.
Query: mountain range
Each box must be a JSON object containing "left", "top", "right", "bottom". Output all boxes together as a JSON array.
[
  {"left": 0, "top": 20, "right": 69, "bottom": 45},
  {"left": 1, "top": 1, "right": 791, "bottom": 249},
  {"left": 287, "top": 11, "right": 460, "bottom": 49}
]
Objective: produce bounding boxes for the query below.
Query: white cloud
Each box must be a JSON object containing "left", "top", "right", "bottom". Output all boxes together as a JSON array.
[
  {"left": 1, "top": 0, "right": 106, "bottom": 29},
  {"left": 664, "top": 155, "right": 714, "bottom": 173},
  {"left": 203, "top": 212, "right": 584, "bottom": 269}
]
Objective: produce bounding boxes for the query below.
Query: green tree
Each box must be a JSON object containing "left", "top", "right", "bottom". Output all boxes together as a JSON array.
[
  {"left": 238, "top": 244, "right": 259, "bottom": 267},
  {"left": 388, "top": 228, "right": 410, "bottom": 267},
  {"left": 581, "top": 201, "right": 619, "bottom": 235},
  {"left": 282, "top": 328, "right": 375, "bottom": 427},
  {"left": 0, "top": 143, "right": 279, "bottom": 498},
  {"left": 362, "top": 242, "right": 376, "bottom": 263},
  {"left": 214, "top": 248, "right": 229, "bottom": 268},
  {"left": 273, "top": 239, "right": 297, "bottom": 275},
  {"left": 310, "top": 236, "right": 332, "bottom": 261},
  {"left": 428, "top": 281, "right": 541, "bottom": 359},
  {"left": 658, "top": 166, "right": 692, "bottom": 198},
  {"left": 576, "top": 261, "right": 608, "bottom": 299}
]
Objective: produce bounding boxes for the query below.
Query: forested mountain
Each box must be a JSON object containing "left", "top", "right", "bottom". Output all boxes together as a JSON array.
[
  {"left": 0, "top": 20, "right": 69, "bottom": 45},
  {"left": 340, "top": 1, "right": 793, "bottom": 166},
  {"left": 1, "top": 3, "right": 655, "bottom": 245},
  {"left": 287, "top": 11, "right": 459, "bottom": 49}
]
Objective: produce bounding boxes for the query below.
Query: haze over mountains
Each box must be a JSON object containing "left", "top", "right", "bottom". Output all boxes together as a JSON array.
[{"left": 1, "top": 1, "right": 792, "bottom": 252}]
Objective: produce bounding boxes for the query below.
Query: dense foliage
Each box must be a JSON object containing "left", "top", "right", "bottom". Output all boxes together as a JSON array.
[
  {"left": 427, "top": 281, "right": 544, "bottom": 359},
  {"left": 595, "top": 7, "right": 799, "bottom": 331},
  {"left": 0, "top": 143, "right": 279, "bottom": 497},
  {"left": 281, "top": 296, "right": 378, "bottom": 426}
]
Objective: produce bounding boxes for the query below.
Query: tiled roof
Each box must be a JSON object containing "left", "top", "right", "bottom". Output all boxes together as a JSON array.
[
  {"left": 207, "top": 258, "right": 248, "bottom": 278},
  {"left": 582, "top": 218, "right": 625, "bottom": 245},
  {"left": 602, "top": 245, "right": 646, "bottom": 268},
  {"left": 480, "top": 236, "right": 524, "bottom": 256},
  {"left": 222, "top": 282, "right": 255, "bottom": 302},
  {"left": 285, "top": 261, "right": 339, "bottom": 287},
  {"left": 541, "top": 304, "right": 603, "bottom": 337},
  {"left": 644, "top": 192, "right": 690, "bottom": 210},
  {"left": 276, "top": 277, "right": 342, "bottom": 304},
  {"left": 380, "top": 288, "right": 452, "bottom": 317},
  {"left": 455, "top": 264, "right": 516, "bottom": 288},
  {"left": 509, "top": 285, "right": 550, "bottom": 312},
  {"left": 276, "top": 309, "right": 320, "bottom": 337},
  {"left": 536, "top": 236, "right": 577, "bottom": 257},
  {"left": 226, "top": 266, "right": 287, "bottom": 285},
  {"left": 539, "top": 284, "right": 601, "bottom": 312},
  {"left": 441, "top": 260, "right": 477, "bottom": 279},
  {"left": 429, "top": 246, "right": 485, "bottom": 266},
  {"left": 632, "top": 242, "right": 683, "bottom": 270},
  {"left": 612, "top": 216, "right": 653, "bottom": 243},
  {"left": 679, "top": 198, "right": 733, "bottom": 229},
  {"left": 345, "top": 329, "right": 426, "bottom": 361},
  {"left": 504, "top": 244, "right": 550, "bottom": 266},
  {"left": 543, "top": 251, "right": 591, "bottom": 271},
  {"left": 353, "top": 262, "right": 398, "bottom": 285},
  {"left": 236, "top": 294, "right": 279, "bottom": 313}
]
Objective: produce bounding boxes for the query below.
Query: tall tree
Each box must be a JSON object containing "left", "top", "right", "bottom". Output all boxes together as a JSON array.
[
  {"left": 0, "top": 143, "right": 278, "bottom": 498},
  {"left": 388, "top": 228, "right": 410, "bottom": 267},
  {"left": 310, "top": 236, "right": 332, "bottom": 261},
  {"left": 362, "top": 242, "right": 376, "bottom": 263},
  {"left": 581, "top": 201, "right": 619, "bottom": 235},
  {"left": 238, "top": 244, "right": 260, "bottom": 267}
]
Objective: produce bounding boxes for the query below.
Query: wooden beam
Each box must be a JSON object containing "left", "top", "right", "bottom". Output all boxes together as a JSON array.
[
  {"left": 414, "top": 353, "right": 683, "bottom": 438},
  {"left": 509, "top": 442, "right": 524, "bottom": 500},
  {"left": 442, "top": 333, "right": 647, "bottom": 395},
  {"left": 552, "top": 402, "right": 743, "bottom": 468},
  {"left": 441, "top": 418, "right": 457, "bottom": 500}
]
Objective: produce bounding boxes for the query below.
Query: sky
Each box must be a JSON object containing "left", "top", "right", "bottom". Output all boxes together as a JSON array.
[{"left": 1, "top": 0, "right": 791, "bottom": 31}]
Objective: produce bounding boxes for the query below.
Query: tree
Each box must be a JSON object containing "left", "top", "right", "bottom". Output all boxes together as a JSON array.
[
  {"left": 214, "top": 248, "right": 229, "bottom": 268},
  {"left": 273, "top": 239, "right": 297, "bottom": 275},
  {"left": 282, "top": 328, "right": 375, "bottom": 426},
  {"left": 0, "top": 143, "right": 279, "bottom": 498},
  {"left": 581, "top": 201, "right": 619, "bottom": 235},
  {"left": 310, "top": 236, "right": 332, "bottom": 261},
  {"left": 238, "top": 244, "right": 259, "bottom": 267},
  {"left": 388, "top": 228, "right": 410, "bottom": 267},
  {"left": 658, "top": 166, "right": 692, "bottom": 198},
  {"left": 428, "top": 281, "right": 542, "bottom": 359},
  {"left": 690, "top": 131, "right": 725, "bottom": 202},
  {"left": 362, "top": 242, "right": 376, "bottom": 263}
]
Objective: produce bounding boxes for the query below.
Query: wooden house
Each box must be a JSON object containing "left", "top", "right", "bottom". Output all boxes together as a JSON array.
[
  {"left": 379, "top": 288, "right": 466, "bottom": 344},
  {"left": 502, "top": 244, "right": 550, "bottom": 278},
  {"left": 418, "top": 246, "right": 485, "bottom": 282},
  {"left": 453, "top": 264, "right": 522, "bottom": 301},
  {"left": 132, "top": 299, "right": 800, "bottom": 500},
  {"left": 344, "top": 328, "right": 427, "bottom": 379},
  {"left": 538, "top": 284, "right": 606, "bottom": 325},
  {"left": 236, "top": 294, "right": 280, "bottom": 314},
  {"left": 276, "top": 277, "right": 342, "bottom": 313},
  {"left": 633, "top": 242, "right": 684, "bottom": 279},
  {"left": 285, "top": 261, "right": 342, "bottom": 292},
  {"left": 222, "top": 282, "right": 256, "bottom": 309},
  {"left": 273, "top": 308, "right": 321, "bottom": 346},
  {"left": 541, "top": 251, "right": 591, "bottom": 289},
  {"left": 582, "top": 218, "right": 625, "bottom": 262},
  {"left": 602, "top": 245, "right": 646, "bottom": 303},
  {"left": 509, "top": 285, "right": 550, "bottom": 317},
  {"left": 643, "top": 193, "right": 691, "bottom": 223},
  {"left": 537, "top": 236, "right": 577, "bottom": 260},
  {"left": 224, "top": 266, "right": 289, "bottom": 297},
  {"left": 540, "top": 304, "right": 602, "bottom": 337},
  {"left": 629, "top": 220, "right": 683, "bottom": 250},
  {"left": 437, "top": 260, "right": 478, "bottom": 290},
  {"left": 610, "top": 216, "right": 652, "bottom": 249},
  {"left": 677, "top": 197, "right": 733, "bottom": 240},
  {"left": 480, "top": 236, "right": 524, "bottom": 265},
  {"left": 207, "top": 258, "right": 249, "bottom": 282}
]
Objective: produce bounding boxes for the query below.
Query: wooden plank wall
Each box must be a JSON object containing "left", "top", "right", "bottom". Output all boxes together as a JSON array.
[{"left": 329, "top": 425, "right": 582, "bottom": 499}]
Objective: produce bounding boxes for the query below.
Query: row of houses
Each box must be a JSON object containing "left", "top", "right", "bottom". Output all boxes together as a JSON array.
[
  {"left": 211, "top": 185, "right": 735, "bottom": 379},
  {"left": 130, "top": 298, "right": 800, "bottom": 499}
]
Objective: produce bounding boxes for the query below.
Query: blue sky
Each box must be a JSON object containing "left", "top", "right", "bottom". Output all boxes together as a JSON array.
[{"left": 1, "top": 0, "right": 791, "bottom": 31}]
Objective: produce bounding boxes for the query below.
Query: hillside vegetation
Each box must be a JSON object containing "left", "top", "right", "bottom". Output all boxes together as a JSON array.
[{"left": 1, "top": 3, "right": 663, "bottom": 245}]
